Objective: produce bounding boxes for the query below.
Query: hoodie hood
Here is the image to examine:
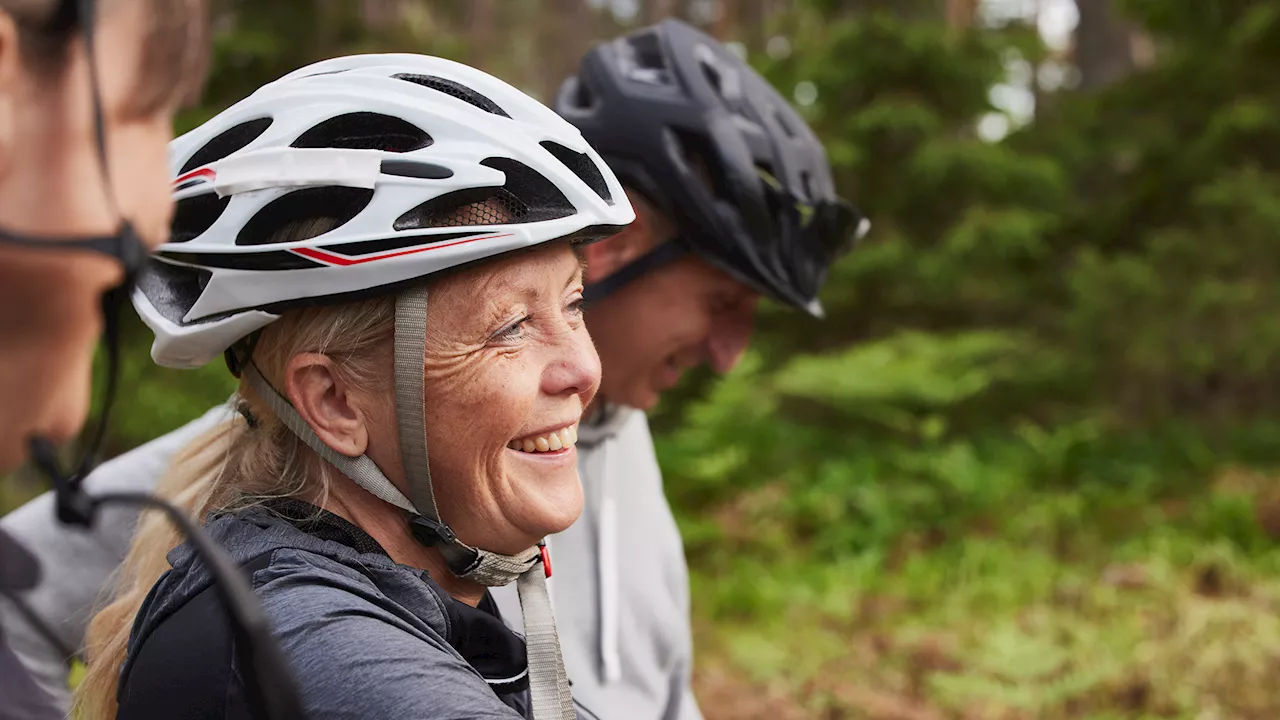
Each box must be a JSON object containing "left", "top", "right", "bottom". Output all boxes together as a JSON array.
[{"left": 577, "top": 402, "right": 635, "bottom": 447}]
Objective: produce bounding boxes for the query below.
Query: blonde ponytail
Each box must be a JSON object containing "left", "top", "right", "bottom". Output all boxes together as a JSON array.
[{"left": 74, "top": 294, "right": 397, "bottom": 719}]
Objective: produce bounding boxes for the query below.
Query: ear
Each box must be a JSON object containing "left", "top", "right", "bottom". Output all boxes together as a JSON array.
[
  {"left": 284, "top": 353, "right": 370, "bottom": 457},
  {"left": 0, "top": 12, "right": 21, "bottom": 170},
  {"left": 582, "top": 220, "right": 657, "bottom": 284}
]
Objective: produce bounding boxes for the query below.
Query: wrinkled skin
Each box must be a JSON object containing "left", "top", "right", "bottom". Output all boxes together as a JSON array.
[
  {"left": 414, "top": 244, "right": 599, "bottom": 555},
  {"left": 0, "top": 1, "right": 181, "bottom": 472},
  {"left": 296, "top": 243, "right": 600, "bottom": 603}
]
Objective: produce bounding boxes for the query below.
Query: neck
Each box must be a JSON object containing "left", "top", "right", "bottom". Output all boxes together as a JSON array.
[{"left": 319, "top": 479, "right": 487, "bottom": 606}]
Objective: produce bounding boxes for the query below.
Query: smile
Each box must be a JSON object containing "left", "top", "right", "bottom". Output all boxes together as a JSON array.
[{"left": 507, "top": 424, "right": 579, "bottom": 453}]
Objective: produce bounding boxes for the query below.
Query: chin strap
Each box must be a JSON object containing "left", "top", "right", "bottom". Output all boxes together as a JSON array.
[
  {"left": 582, "top": 240, "right": 685, "bottom": 306},
  {"left": 393, "top": 286, "right": 574, "bottom": 719},
  {"left": 240, "top": 285, "right": 575, "bottom": 720}
]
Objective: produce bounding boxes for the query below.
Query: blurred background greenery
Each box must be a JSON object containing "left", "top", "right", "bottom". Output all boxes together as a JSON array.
[{"left": 8, "top": 0, "right": 1280, "bottom": 717}]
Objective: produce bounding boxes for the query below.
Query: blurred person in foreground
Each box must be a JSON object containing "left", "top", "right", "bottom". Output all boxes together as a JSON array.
[
  {"left": 0, "top": 0, "right": 207, "bottom": 717},
  {"left": 1, "top": 18, "right": 865, "bottom": 719}
]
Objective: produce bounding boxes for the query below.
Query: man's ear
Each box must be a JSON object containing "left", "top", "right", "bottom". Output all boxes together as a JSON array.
[
  {"left": 583, "top": 203, "right": 668, "bottom": 284},
  {"left": 284, "top": 353, "right": 370, "bottom": 457}
]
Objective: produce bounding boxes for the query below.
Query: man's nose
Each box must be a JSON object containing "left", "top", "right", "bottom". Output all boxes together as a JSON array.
[{"left": 706, "top": 302, "right": 757, "bottom": 374}]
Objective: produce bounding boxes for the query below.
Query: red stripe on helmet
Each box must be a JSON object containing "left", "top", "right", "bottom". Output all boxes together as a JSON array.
[
  {"left": 290, "top": 232, "right": 514, "bottom": 267},
  {"left": 173, "top": 168, "right": 217, "bottom": 186}
]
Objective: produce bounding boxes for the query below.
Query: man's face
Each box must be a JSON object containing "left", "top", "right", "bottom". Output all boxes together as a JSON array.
[
  {"left": 584, "top": 217, "right": 760, "bottom": 411},
  {"left": 0, "top": 1, "right": 182, "bottom": 471}
]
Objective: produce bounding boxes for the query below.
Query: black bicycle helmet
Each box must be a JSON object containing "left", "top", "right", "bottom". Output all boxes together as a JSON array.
[{"left": 556, "top": 18, "right": 868, "bottom": 316}]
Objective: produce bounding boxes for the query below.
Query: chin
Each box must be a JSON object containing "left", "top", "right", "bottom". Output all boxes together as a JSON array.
[
  {"left": 513, "top": 471, "right": 584, "bottom": 538},
  {"left": 534, "top": 480, "right": 584, "bottom": 536},
  {"left": 32, "top": 366, "right": 92, "bottom": 446}
]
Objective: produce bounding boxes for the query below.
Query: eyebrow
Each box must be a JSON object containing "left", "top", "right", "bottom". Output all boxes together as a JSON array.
[{"left": 565, "top": 263, "right": 585, "bottom": 290}]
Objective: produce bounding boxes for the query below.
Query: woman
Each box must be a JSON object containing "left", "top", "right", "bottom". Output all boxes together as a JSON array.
[{"left": 75, "top": 53, "right": 632, "bottom": 720}]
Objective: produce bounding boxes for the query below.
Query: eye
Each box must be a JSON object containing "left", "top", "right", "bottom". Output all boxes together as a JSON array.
[
  {"left": 566, "top": 294, "right": 585, "bottom": 318},
  {"left": 491, "top": 316, "right": 529, "bottom": 343}
]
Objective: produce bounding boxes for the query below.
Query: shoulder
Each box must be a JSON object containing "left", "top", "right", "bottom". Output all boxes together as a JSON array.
[
  {"left": 132, "top": 542, "right": 522, "bottom": 719},
  {"left": 85, "top": 404, "right": 234, "bottom": 494},
  {"left": 250, "top": 548, "right": 522, "bottom": 718}
]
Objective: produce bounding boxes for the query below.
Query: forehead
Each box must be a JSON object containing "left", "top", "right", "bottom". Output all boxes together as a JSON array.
[{"left": 431, "top": 244, "right": 582, "bottom": 311}]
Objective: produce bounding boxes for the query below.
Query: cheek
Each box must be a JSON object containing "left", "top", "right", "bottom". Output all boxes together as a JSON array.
[
  {"left": 109, "top": 117, "right": 176, "bottom": 249},
  {"left": 425, "top": 356, "right": 535, "bottom": 478}
]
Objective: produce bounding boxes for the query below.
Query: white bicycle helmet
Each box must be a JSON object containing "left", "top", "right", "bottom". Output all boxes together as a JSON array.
[
  {"left": 134, "top": 54, "right": 633, "bottom": 720},
  {"left": 138, "top": 52, "right": 631, "bottom": 368}
]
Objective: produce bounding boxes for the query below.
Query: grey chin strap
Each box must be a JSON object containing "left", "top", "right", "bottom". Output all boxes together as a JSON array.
[{"left": 393, "top": 287, "right": 574, "bottom": 718}]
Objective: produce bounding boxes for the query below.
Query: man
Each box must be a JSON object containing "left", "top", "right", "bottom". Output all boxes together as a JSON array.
[
  {"left": 0, "top": 0, "right": 209, "bottom": 716},
  {"left": 0, "top": 18, "right": 862, "bottom": 718}
]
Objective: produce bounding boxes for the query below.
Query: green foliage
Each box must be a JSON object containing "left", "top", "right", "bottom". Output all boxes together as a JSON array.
[{"left": 662, "top": 1, "right": 1280, "bottom": 715}]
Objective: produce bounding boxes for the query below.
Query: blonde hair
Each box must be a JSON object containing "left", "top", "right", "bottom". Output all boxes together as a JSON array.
[{"left": 74, "top": 295, "right": 397, "bottom": 719}]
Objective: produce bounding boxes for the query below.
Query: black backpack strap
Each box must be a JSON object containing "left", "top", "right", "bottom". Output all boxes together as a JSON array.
[{"left": 117, "top": 552, "right": 277, "bottom": 720}]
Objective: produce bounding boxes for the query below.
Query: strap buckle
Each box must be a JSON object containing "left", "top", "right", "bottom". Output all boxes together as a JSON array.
[{"left": 408, "top": 514, "right": 458, "bottom": 547}]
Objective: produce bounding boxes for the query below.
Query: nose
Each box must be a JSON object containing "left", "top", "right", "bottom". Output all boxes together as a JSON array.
[
  {"left": 706, "top": 300, "right": 758, "bottom": 374},
  {"left": 542, "top": 325, "right": 602, "bottom": 402}
]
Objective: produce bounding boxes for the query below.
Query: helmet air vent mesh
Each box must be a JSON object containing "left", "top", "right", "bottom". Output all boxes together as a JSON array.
[
  {"left": 540, "top": 141, "right": 614, "bottom": 205},
  {"left": 292, "top": 112, "right": 432, "bottom": 153},
  {"left": 393, "top": 74, "right": 512, "bottom": 118}
]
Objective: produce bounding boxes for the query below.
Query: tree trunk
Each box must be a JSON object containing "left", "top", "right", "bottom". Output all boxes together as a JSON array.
[
  {"left": 1074, "top": 0, "right": 1137, "bottom": 90},
  {"left": 539, "top": 0, "right": 592, "bottom": 102},
  {"left": 359, "top": 0, "right": 403, "bottom": 30},
  {"left": 466, "top": 0, "right": 495, "bottom": 66},
  {"left": 712, "top": 0, "right": 737, "bottom": 40},
  {"left": 645, "top": 0, "right": 678, "bottom": 24},
  {"left": 741, "top": 0, "right": 770, "bottom": 54},
  {"left": 945, "top": 0, "right": 979, "bottom": 29}
]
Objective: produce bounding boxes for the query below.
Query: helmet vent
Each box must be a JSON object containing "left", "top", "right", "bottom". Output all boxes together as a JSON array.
[
  {"left": 292, "top": 112, "right": 432, "bottom": 153},
  {"left": 540, "top": 141, "right": 614, "bottom": 205},
  {"left": 773, "top": 107, "right": 797, "bottom": 139},
  {"left": 482, "top": 157, "right": 576, "bottom": 222},
  {"left": 670, "top": 129, "right": 732, "bottom": 202},
  {"left": 617, "top": 31, "right": 670, "bottom": 85},
  {"left": 394, "top": 187, "right": 528, "bottom": 231},
  {"left": 700, "top": 61, "right": 723, "bottom": 96},
  {"left": 170, "top": 193, "right": 232, "bottom": 244},
  {"left": 396, "top": 158, "right": 577, "bottom": 230},
  {"left": 393, "top": 74, "right": 512, "bottom": 118},
  {"left": 180, "top": 117, "right": 273, "bottom": 174},
  {"left": 568, "top": 77, "right": 596, "bottom": 111},
  {"left": 236, "top": 187, "right": 374, "bottom": 246},
  {"left": 136, "top": 259, "right": 212, "bottom": 325}
]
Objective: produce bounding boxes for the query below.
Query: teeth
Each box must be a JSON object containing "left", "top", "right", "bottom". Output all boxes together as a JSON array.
[{"left": 510, "top": 424, "right": 579, "bottom": 454}]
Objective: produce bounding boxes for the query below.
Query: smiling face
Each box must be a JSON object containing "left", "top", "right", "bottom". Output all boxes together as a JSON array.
[
  {"left": 582, "top": 191, "right": 760, "bottom": 411},
  {"left": 412, "top": 243, "right": 600, "bottom": 555}
]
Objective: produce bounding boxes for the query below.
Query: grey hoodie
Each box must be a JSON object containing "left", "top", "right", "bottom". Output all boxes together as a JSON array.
[{"left": 0, "top": 403, "right": 702, "bottom": 719}]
